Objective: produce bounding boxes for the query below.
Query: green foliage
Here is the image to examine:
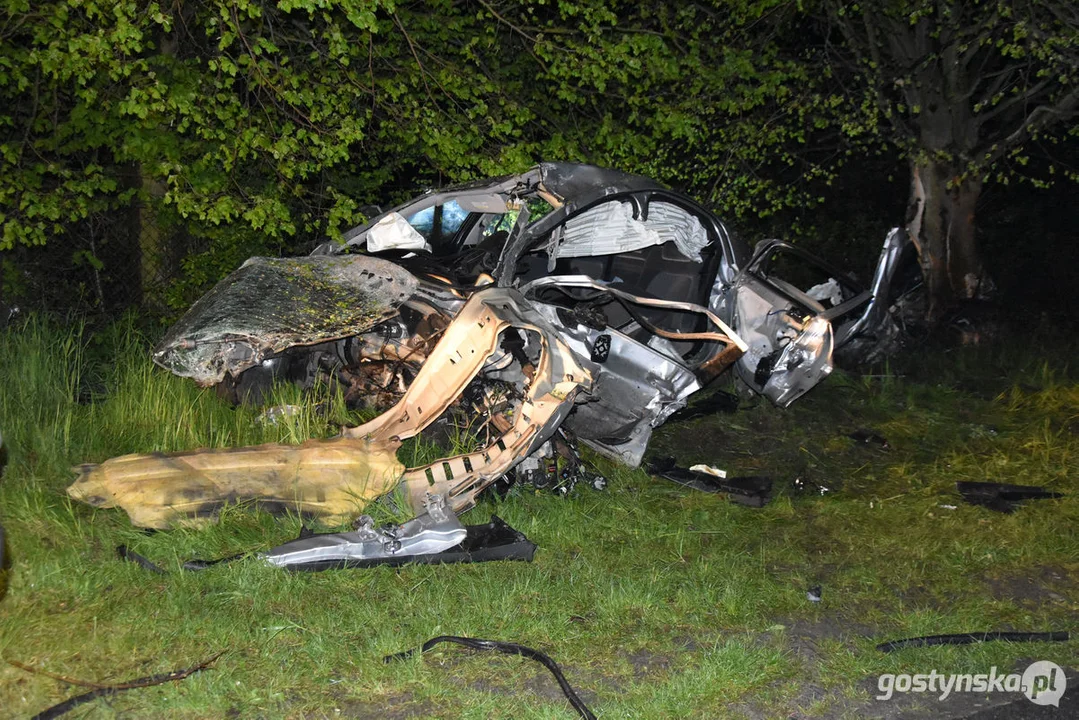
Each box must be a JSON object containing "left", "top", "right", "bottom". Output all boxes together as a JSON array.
[
  {"left": 7, "top": 0, "right": 1070, "bottom": 306},
  {"left": 821, "top": 0, "right": 1079, "bottom": 184},
  {"left": 1, "top": 0, "right": 526, "bottom": 257},
  {"left": 1, "top": 0, "right": 848, "bottom": 274},
  {"left": 462, "top": 1, "right": 844, "bottom": 220}
]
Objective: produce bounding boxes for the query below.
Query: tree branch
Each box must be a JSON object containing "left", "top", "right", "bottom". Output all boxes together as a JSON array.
[
  {"left": 472, "top": 0, "right": 539, "bottom": 45},
  {"left": 974, "top": 76, "right": 1054, "bottom": 128},
  {"left": 972, "top": 64, "right": 1018, "bottom": 108},
  {"left": 983, "top": 85, "right": 1079, "bottom": 166}
]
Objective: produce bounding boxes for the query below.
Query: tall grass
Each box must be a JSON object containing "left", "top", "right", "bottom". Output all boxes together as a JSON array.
[
  {"left": 0, "top": 316, "right": 370, "bottom": 543},
  {"left": 0, "top": 316, "right": 1076, "bottom": 718},
  {"left": 0, "top": 316, "right": 86, "bottom": 481}
]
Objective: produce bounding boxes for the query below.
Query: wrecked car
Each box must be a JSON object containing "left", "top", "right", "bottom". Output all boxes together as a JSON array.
[{"left": 69, "top": 163, "right": 913, "bottom": 545}]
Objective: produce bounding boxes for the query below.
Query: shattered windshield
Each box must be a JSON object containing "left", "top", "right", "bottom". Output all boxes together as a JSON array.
[
  {"left": 405, "top": 200, "right": 470, "bottom": 249},
  {"left": 480, "top": 197, "right": 556, "bottom": 238}
]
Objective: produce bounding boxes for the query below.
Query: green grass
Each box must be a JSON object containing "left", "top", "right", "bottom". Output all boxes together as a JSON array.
[{"left": 0, "top": 317, "right": 1077, "bottom": 718}]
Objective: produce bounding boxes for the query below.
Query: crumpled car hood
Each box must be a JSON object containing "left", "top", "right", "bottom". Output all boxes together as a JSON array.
[{"left": 154, "top": 255, "right": 418, "bottom": 385}]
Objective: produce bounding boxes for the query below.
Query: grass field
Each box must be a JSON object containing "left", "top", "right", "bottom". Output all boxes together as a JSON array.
[{"left": 0, "top": 316, "right": 1076, "bottom": 718}]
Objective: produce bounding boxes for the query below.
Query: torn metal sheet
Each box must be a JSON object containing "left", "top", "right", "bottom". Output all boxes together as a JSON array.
[
  {"left": 834, "top": 228, "right": 917, "bottom": 361},
  {"left": 644, "top": 201, "right": 710, "bottom": 262},
  {"left": 522, "top": 275, "right": 744, "bottom": 465},
  {"left": 725, "top": 271, "right": 836, "bottom": 407},
  {"left": 68, "top": 436, "right": 404, "bottom": 529},
  {"left": 154, "top": 255, "right": 417, "bottom": 385},
  {"left": 117, "top": 513, "right": 537, "bottom": 572},
  {"left": 263, "top": 495, "right": 465, "bottom": 567},
  {"left": 267, "top": 514, "right": 537, "bottom": 571},
  {"left": 344, "top": 285, "right": 595, "bottom": 514}
]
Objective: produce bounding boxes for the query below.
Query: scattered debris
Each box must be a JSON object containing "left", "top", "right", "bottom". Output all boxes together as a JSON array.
[
  {"left": 807, "top": 585, "right": 822, "bottom": 603},
  {"left": 116, "top": 499, "right": 537, "bottom": 572},
  {"left": 384, "top": 635, "right": 595, "bottom": 720},
  {"left": 256, "top": 404, "right": 302, "bottom": 425},
  {"left": 9, "top": 652, "right": 224, "bottom": 720},
  {"left": 965, "top": 423, "right": 1000, "bottom": 438},
  {"left": 265, "top": 493, "right": 466, "bottom": 568},
  {"left": 846, "top": 429, "right": 890, "bottom": 449},
  {"left": 117, "top": 543, "right": 238, "bottom": 573},
  {"left": 510, "top": 429, "right": 608, "bottom": 499},
  {"left": 688, "top": 463, "right": 727, "bottom": 478},
  {"left": 792, "top": 476, "right": 831, "bottom": 496},
  {"left": 877, "top": 631, "right": 1069, "bottom": 653},
  {"left": 265, "top": 515, "right": 537, "bottom": 571},
  {"left": 647, "top": 457, "right": 772, "bottom": 507},
  {"left": 956, "top": 481, "right": 1064, "bottom": 513}
]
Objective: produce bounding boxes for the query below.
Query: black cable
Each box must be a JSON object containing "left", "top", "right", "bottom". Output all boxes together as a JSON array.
[
  {"left": 877, "top": 631, "right": 1069, "bottom": 653},
  {"left": 116, "top": 545, "right": 167, "bottom": 574},
  {"left": 117, "top": 545, "right": 245, "bottom": 573},
  {"left": 384, "top": 635, "right": 596, "bottom": 719},
  {"left": 34, "top": 685, "right": 131, "bottom": 719}
]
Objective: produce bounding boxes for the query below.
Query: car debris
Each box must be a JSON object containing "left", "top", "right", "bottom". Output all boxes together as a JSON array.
[
  {"left": 263, "top": 497, "right": 538, "bottom": 571},
  {"left": 265, "top": 493, "right": 467, "bottom": 567},
  {"left": 876, "top": 631, "right": 1069, "bottom": 653},
  {"left": 256, "top": 404, "right": 303, "bottom": 425},
  {"left": 646, "top": 457, "right": 773, "bottom": 507},
  {"left": 68, "top": 163, "right": 914, "bottom": 543},
  {"left": 384, "top": 635, "right": 596, "bottom": 720},
  {"left": 116, "top": 545, "right": 168, "bottom": 574},
  {"left": 956, "top": 481, "right": 1064, "bottom": 513},
  {"left": 688, "top": 463, "right": 727, "bottom": 478},
  {"left": 846, "top": 429, "right": 890, "bottom": 449},
  {"left": 792, "top": 476, "right": 831, "bottom": 496},
  {"left": 273, "top": 515, "right": 537, "bottom": 571},
  {"left": 117, "top": 497, "right": 537, "bottom": 572},
  {"left": 69, "top": 435, "right": 405, "bottom": 529}
]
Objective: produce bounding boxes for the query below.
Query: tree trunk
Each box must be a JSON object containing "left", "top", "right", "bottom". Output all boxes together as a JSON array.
[
  {"left": 138, "top": 172, "right": 167, "bottom": 311},
  {"left": 118, "top": 163, "right": 175, "bottom": 313},
  {"left": 906, "top": 157, "right": 988, "bottom": 321}
]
